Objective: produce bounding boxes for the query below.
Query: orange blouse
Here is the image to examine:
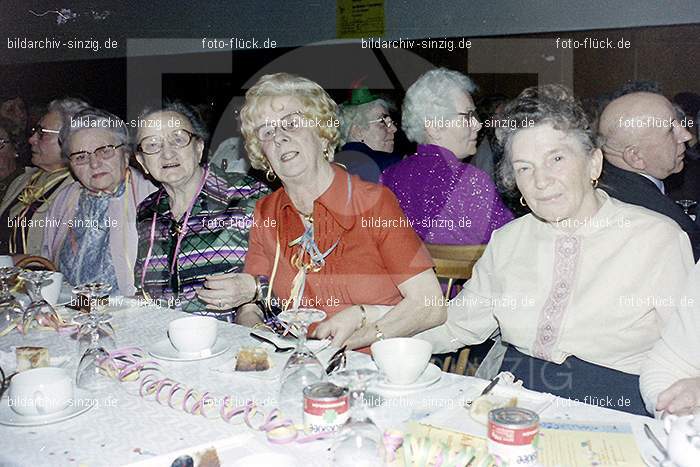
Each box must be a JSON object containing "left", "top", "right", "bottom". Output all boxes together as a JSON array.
[{"left": 244, "top": 166, "right": 433, "bottom": 319}]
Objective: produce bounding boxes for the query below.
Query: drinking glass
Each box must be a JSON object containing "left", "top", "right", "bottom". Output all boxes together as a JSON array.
[
  {"left": 18, "top": 270, "right": 57, "bottom": 334},
  {"left": 73, "top": 311, "right": 116, "bottom": 391},
  {"left": 0, "top": 267, "right": 23, "bottom": 335},
  {"left": 331, "top": 368, "right": 385, "bottom": 467},
  {"left": 676, "top": 199, "right": 698, "bottom": 220},
  {"left": 277, "top": 308, "right": 327, "bottom": 421},
  {"left": 72, "top": 282, "right": 112, "bottom": 313}
]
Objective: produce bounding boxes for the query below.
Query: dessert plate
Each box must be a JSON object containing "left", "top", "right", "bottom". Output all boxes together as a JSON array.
[
  {"left": 148, "top": 339, "right": 231, "bottom": 362},
  {"left": 0, "top": 389, "right": 95, "bottom": 426},
  {"left": 373, "top": 363, "right": 442, "bottom": 393}
]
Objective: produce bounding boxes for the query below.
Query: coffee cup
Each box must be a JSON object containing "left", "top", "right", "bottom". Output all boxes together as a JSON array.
[
  {"left": 371, "top": 337, "right": 433, "bottom": 385},
  {"left": 167, "top": 316, "right": 218, "bottom": 356},
  {"left": 8, "top": 367, "right": 73, "bottom": 416},
  {"left": 41, "top": 272, "right": 64, "bottom": 306}
]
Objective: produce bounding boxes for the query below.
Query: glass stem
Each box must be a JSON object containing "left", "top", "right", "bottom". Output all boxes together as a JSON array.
[
  {"left": 297, "top": 323, "right": 308, "bottom": 351},
  {"left": 349, "top": 387, "right": 370, "bottom": 422},
  {"left": 0, "top": 278, "right": 12, "bottom": 302}
]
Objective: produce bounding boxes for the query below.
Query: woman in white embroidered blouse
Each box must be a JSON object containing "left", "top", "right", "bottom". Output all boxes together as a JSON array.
[
  {"left": 640, "top": 260, "right": 700, "bottom": 416},
  {"left": 417, "top": 84, "right": 694, "bottom": 415}
]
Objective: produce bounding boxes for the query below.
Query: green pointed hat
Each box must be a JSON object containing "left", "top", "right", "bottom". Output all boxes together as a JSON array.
[{"left": 345, "top": 88, "right": 380, "bottom": 106}]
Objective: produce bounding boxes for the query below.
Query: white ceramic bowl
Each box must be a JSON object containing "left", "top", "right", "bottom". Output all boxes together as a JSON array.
[
  {"left": 168, "top": 316, "right": 218, "bottom": 355},
  {"left": 371, "top": 337, "right": 433, "bottom": 385},
  {"left": 8, "top": 367, "right": 73, "bottom": 416}
]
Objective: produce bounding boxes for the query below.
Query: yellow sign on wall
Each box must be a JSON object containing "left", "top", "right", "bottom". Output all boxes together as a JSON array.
[{"left": 337, "top": 0, "right": 385, "bottom": 38}]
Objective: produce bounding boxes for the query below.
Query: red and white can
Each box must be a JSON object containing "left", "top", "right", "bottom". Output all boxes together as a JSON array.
[
  {"left": 303, "top": 382, "right": 349, "bottom": 434},
  {"left": 487, "top": 407, "right": 539, "bottom": 466}
]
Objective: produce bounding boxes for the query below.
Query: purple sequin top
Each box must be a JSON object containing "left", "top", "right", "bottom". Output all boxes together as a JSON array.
[{"left": 380, "top": 144, "right": 514, "bottom": 244}]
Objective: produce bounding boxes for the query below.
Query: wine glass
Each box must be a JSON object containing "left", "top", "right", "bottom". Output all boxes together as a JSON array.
[
  {"left": 676, "top": 199, "right": 698, "bottom": 219},
  {"left": 0, "top": 267, "right": 23, "bottom": 335},
  {"left": 277, "top": 308, "right": 327, "bottom": 421},
  {"left": 330, "top": 368, "right": 385, "bottom": 467},
  {"left": 18, "top": 270, "right": 57, "bottom": 334},
  {"left": 72, "top": 282, "right": 112, "bottom": 314},
  {"left": 73, "top": 312, "right": 116, "bottom": 391}
]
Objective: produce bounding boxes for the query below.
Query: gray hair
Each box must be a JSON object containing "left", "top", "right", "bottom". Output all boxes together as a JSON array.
[
  {"left": 496, "top": 84, "right": 595, "bottom": 195},
  {"left": 401, "top": 68, "right": 477, "bottom": 144},
  {"left": 59, "top": 107, "right": 129, "bottom": 160},
  {"left": 338, "top": 99, "right": 393, "bottom": 146},
  {"left": 47, "top": 97, "right": 89, "bottom": 131},
  {"left": 135, "top": 101, "right": 210, "bottom": 159}
]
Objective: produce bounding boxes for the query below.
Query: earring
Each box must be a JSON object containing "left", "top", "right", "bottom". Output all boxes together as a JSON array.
[
  {"left": 265, "top": 167, "right": 276, "bottom": 182},
  {"left": 323, "top": 148, "right": 331, "bottom": 162},
  {"left": 519, "top": 196, "right": 527, "bottom": 207},
  {"left": 591, "top": 178, "right": 599, "bottom": 188}
]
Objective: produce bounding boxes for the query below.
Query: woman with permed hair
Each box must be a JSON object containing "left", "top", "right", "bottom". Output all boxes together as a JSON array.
[
  {"left": 381, "top": 68, "right": 513, "bottom": 244},
  {"left": 416, "top": 84, "right": 693, "bottom": 415},
  {"left": 221, "top": 72, "right": 445, "bottom": 351},
  {"left": 43, "top": 107, "right": 156, "bottom": 294},
  {"left": 132, "top": 101, "right": 270, "bottom": 319}
]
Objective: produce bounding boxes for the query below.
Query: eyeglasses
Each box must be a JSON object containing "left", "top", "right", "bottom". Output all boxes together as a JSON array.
[
  {"left": 368, "top": 114, "right": 394, "bottom": 128},
  {"left": 457, "top": 110, "right": 481, "bottom": 123},
  {"left": 137, "top": 129, "right": 198, "bottom": 155},
  {"left": 0, "top": 138, "right": 11, "bottom": 150},
  {"left": 69, "top": 144, "right": 124, "bottom": 166},
  {"left": 255, "top": 111, "right": 304, "bottom": 142},
  {"left": 31, "top": 125, "right": 60, "bottom": 139}
]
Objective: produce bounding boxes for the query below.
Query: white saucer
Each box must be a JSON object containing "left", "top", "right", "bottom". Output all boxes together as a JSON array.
[
  {"left": 148, "top": 338, "right": 231, "bottom": 361},
  {"left": 373, "top": 363, "right": 442, "bottom": 393},
  {"left": 0, "top": 389, "right": 95, "bottom": 426}
]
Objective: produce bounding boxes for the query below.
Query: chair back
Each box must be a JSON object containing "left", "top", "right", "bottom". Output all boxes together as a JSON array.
[
  {"left": 425, "top": 243, "right": 486, "bottom": 299},
  {"left": 15, "top": 256, "right": 57, "bottom": 272},
  {"left": 425, "top": 243, "right": 486, "bottom": 375}
]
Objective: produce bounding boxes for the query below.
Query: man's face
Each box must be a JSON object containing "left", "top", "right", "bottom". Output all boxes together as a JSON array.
[
  {"left": 28, "top": 111, "right": 65, "bottom": 171},
  {"left": 637, "top": 100, "right": 693, "bottom": 180}
]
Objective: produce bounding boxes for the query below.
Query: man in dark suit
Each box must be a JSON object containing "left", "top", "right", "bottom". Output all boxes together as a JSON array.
[{"left": 598, "top": 92, "right": 700, "bottom": 261}]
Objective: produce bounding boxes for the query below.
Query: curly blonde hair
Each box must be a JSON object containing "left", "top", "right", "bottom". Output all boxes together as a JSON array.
[{"left": 240, "top": 73, "right": 340, "bottom": 170}]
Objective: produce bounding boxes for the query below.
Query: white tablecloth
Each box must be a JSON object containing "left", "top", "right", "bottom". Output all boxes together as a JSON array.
[{"left": 0, "top": 302, "right": 664, "bottom": 466}]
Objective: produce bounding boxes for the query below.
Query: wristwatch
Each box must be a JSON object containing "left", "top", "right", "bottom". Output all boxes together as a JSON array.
[{"left": 374, "top": 323, "right": 385, "bottom": 341}]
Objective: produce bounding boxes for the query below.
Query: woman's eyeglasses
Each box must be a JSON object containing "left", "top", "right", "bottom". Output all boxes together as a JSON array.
[
  {"left": 137, "top": 129, "right": 198, "bottom": 155},
  {"left": 456, "top": 110, "right": 481, "bottom": 125},
  {"left": 368, "top": 114, "right": 394, "bottom": 128},
  {"left": 69, "top": 144, "right": 125, "bottom": 166},
  {"left": 31, "top": 125, "right": 60, "bottom": 139},
  {"left": 255, "top": 111, "right": 304, "bottom": 142}
]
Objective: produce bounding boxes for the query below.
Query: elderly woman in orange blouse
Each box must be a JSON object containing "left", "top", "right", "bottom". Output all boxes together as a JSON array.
[{"left": 200, "top": 73, "right": 445, "bottom": 349}]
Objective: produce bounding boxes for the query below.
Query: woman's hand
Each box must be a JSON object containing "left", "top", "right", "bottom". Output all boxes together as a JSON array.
[
  {"left": 656, "top": 377, "right": 700, "bottom": 415},
  {"left": 311, "top": 305, "right": 362, "bottom": 348},
  {"left": 197, "top": 273, "right": 257, "bottom": 311}
]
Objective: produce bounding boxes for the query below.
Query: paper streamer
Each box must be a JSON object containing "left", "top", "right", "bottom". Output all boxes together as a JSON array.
[{"left": 100, "top": 348, "right": 334, "bottom": 445}]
